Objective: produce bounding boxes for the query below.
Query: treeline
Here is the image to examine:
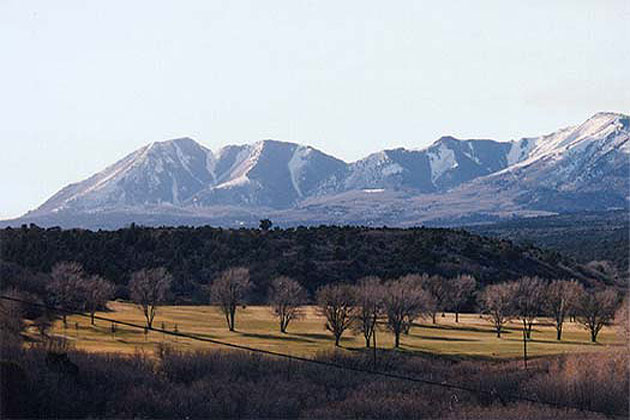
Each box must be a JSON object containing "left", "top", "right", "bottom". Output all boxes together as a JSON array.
[
  {"left": 204, "top": 268, "right": 625, "bottom": 347},
  {"left": 0, "top": 223, "right": 614, "bottom": 304},
  {"left": 467, "top": 210, "right": 629, "bottom": 276},
  {"left": 18, "top": 261, "right": 623, "bottom": 350}
]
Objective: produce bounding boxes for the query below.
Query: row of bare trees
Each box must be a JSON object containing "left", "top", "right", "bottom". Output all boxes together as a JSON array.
[
  {"left": 206, "top": 269, "right": 478, "bottom": 348},
  {"left": 45, "top": 262, "right": 172, "bottom": 330},
  {"left": 42, "top": 263, "right": 623, "bottom": 347},
  {"left": 314, "top": 274, "right": 476, "bottom": 348},
  {"left": 478, "top": 277, "right": 621, "bottom": 342},
  {"left": 46, "top": 262, "right": 115, "bottom": 325},
  {"left": 208, "top": 269, "right": 623, "bottom": 347}
]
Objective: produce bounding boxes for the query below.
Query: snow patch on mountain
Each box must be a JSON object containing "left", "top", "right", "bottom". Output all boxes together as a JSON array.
[
  {"left": 288, "top": 146, "right": 311, "bottom": 197},
  {"left": 507, "top": 138, "right": 535, "bottom": 166},
  {"left": 23, "top": 112, "right": 629, "bottom": 228},
  {"left": 428, "top": 143, "right": 457, "bottom": 183}
]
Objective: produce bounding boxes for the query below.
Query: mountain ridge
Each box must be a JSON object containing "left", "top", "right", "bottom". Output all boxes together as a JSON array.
[{"left": 7, "top": 112, "right": 629, "bottom": 229}]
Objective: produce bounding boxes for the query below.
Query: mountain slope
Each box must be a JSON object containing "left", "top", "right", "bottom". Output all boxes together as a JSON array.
[
  {"left": 476, "top": 112, "right": 630, "bottom": 212},
  {"left": 34, "top": 138, "right": 216, "bottom": 214},
  {"left": 8, "top": 112, "right": 629, "bottom": 229},
  {"left": 192, "top": 140, "right": 347, "bottom": 208},
  {"left": 341, "top": 137, "right": 513, "bottom": 193}
]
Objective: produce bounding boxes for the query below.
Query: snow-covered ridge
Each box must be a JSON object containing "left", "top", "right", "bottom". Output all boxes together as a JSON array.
[
  {"left": 495, "top": 112, "right": 629, "bottom": 177},
  {"left": 29, "top": 112, "right": 629, "bottom": 220}
]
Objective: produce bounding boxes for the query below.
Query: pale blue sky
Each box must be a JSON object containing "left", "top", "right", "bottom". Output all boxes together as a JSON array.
[{"left": 1, "top": 1, "right": 629, "bottom": 219}]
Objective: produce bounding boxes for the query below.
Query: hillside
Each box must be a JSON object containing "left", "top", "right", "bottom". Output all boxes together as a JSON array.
[
  {"left": 465, "top": 210, "right": 630, "bottom": 276},
  {"left": 0, "top": 224, "right": 615, "bottom": 304}
]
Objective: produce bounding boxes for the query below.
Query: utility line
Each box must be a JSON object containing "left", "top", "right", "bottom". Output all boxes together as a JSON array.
[{"left": 0, "top": 295, "right": 617, "bottom": 417}]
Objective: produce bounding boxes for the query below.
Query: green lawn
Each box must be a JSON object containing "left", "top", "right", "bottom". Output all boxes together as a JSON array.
[{"left": 45, "top": 301, "right": 623, "bottom": 359}]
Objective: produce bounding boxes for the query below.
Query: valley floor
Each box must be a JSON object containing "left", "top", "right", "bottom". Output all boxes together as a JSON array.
[{"left": 42, "top": 302, "right": 621, "bottom": 359}]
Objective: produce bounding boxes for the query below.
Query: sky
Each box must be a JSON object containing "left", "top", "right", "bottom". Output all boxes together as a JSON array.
[{"left": 1, "top": 1, "right": 629, "bottom": 219}]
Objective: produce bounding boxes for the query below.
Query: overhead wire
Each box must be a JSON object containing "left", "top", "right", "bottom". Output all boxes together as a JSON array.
[{"left": 0, "top": 294, "right": 617, "bottom": 417}]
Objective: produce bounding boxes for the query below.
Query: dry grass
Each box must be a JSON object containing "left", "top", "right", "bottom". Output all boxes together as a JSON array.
[{"left": 40, "top": 301, "right": 622, "bottom": 359}]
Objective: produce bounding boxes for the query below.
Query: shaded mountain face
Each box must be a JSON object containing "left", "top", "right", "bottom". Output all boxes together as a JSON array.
[
  {"left": 13, "top": 112, "right": 630, "bottom": 228},
  {"left": 341, "top": 138, "right": 514, "bottom": 193}
]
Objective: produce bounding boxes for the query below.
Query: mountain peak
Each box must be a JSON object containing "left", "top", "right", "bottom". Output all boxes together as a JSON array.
[
  {"left": 152, "top": 137, "right": 198, "bottom": 147},
  {"left": 590, "top": 111, "right": 628, "bottom": 120},
  {"left": 146, "top": 137, "right": 207, "bottom": 154},
  {"left": 17, "top": 112, "right": 629, "bottom": 228}
]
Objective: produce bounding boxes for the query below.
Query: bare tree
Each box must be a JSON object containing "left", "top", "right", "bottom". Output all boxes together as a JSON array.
[
  {"left": 383, "top": 275, "right": 428, "bottom": 348},
  {"left": 420, "top": 274, "right": 448, "bottom": 324},
  {"left": 478, "top": 283, "right": 515, "bottom": 338},
  {"left": 512, "top": 277, "right": 546, "bottom": 340},
  {"left": 576, "top": 288, "right": 619, "bottom": 343},
  {"left": 47, "top": 261, "right": 86, "bottom": 324},
  {"left": 316, "top": 284, "right": 355, "bottom": 346},
  {"left": 81, "top": 275, "right": 115, "bottom": 325},
  {"left": 449, "top": 274, "right": 477, "bottom": 323},
  {"left": 268, "top": 276, "right": 306, "bottom": 333},
  {"left": 210, "top": 267, "right": 251, "bottom": 331},
  {"left": 351, "top": 276, "right": 385, "bottom": 348},
  {"left": 544, "top": 280, "right": 584, "bottom": 340},
  {"left": 129, "top": 267, "right": 172, "bottom": 329}
]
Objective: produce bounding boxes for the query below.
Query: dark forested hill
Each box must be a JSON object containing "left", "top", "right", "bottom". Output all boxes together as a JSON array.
[
  {"left": 465, "top": 210, "right": 629, "bottom": 277},
  {"left": 0, "top": 223, "right": 615, "bottom": 303}
]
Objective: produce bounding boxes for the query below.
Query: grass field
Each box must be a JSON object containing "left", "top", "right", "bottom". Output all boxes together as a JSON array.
[{"left": 44, "top": 301, "right": 623, "bottom": 359}]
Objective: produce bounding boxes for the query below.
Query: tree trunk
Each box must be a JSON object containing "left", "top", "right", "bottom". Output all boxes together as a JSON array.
[
  {"left": 372, "top": 329, "right": 377, "bottom": 369},
  {"left": 91, "top": 312, "right": 95, "bottom": 326},
  {"left": 522, "top": 328, "right": 528, "bottom": 369},
  {"left": 335, "top": 334, "right": 340, "bottom": 347},
  {"left": 229, "top": 308, "right": 235, "bottom": 331},
  {"left": 496, "top": 328, "right": 501, "bottom": 338},
  {"left": 432, "top": 313, "right": 436, "bottom": 324},
  {"left": 556, "top": 325, "right": 562, "bottom": 341},
  {"left": 394, "top": 332, "right": 400, "bottom": 348},
  {"left": 522, "top": 319, "right": 529, "bottom": 340},
  {"left": 455, "top": 311, "right": 459, "bottom": 323},
  {"left": 591, "top": 330, "right": 597, "bottom": 343},
  {"left": 526, "top": 321, "right": 533, "bottom": 340}
]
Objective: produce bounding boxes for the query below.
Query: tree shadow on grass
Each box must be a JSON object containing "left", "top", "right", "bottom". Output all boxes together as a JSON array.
[
  {"left": 292, "top": 332, "right": 341, "bottom": 341},
  {"left": 238, "top": 332, "right": 316, "bottom": 343},
  {"left": 410, "top": 335, "right": 480, "bottom": 342},
  {"left": 416, "top": 323, "right": 514, "bottom": 335},
  {"left": 185, "top": 331, "right": 220, "bottom": 340},
  {"left": 528, "top": 338, "right": 599, "bottom": 346}
]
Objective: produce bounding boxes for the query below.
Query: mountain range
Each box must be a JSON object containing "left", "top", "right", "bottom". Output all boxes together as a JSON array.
[{"left": 5, "top": 112, "right": 629, "bottom": 229}]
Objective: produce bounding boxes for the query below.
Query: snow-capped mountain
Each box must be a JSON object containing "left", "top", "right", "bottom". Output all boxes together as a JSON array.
[
  {"left": 342, "top": 137, "right": 513, "bottom": 193},
  {"left": 11, "top": 112, "right": 629, "bottom": 229},
  {"left": 191, "top": 140, "right": 347, "bottom": 208},
  {"left": 33, "top": 139, "right": 348, "bottom": 214},
  {"left": 476, "top": 111, "right": 630, "bottom": 212},
  {"left": 36, "top": 137, "right": 216, "bottom": 213}
]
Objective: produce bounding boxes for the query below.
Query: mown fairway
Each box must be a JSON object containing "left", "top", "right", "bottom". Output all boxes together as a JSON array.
[{"left": 47, "top": 301, "right": 622, "bottom": 358}]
